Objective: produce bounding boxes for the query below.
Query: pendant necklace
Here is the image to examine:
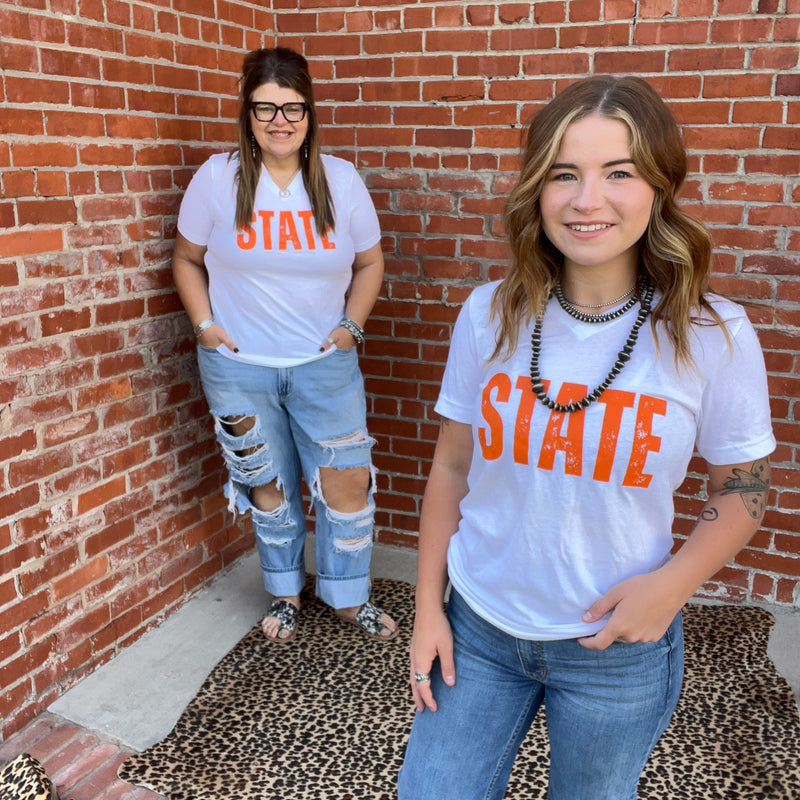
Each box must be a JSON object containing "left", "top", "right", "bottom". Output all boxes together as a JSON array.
[
  {"left": 529, "top": 283, "right": 655, "bottom": 413},
  {"left": 266, "top": 166, "right": 300, "bottom": 198}
]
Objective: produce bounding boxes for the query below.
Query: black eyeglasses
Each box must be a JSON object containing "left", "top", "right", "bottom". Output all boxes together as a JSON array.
[{"left": 249, "top": 101, "right": 308, "bottom": 123}]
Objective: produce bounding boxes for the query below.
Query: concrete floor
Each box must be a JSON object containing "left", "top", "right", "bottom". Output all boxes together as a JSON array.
[
  {"left": 48, "top": 541, "right": 418, "bottom": 751},
  {"left": 49, "top": 542, "right": 800, "bottom": 753}
]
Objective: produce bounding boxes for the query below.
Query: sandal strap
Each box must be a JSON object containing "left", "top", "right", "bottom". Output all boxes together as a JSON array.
[
  {"left": 355, "top": 601, "right": 388, "bottom": 636},
  {"left": 267, "top": 599, "right": 298, "bottom": 632}
]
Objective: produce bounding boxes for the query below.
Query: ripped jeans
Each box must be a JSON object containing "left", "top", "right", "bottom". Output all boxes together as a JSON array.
[{"left": 197, "top": 345, "right": 377, "bottom": 609}]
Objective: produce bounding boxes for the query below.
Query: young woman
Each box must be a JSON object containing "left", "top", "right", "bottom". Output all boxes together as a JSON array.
[
  {"left": 172, "top": 47, "right": 397, "bottom": 644},
  {"left": 398, "top": 75, "right": 774, "bottom": 799}
]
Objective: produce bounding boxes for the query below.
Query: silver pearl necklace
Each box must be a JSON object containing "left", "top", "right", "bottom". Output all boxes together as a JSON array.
[
  {"left": 553, "top": 284, "right": 639, "bottom": 325},
  {"left": 559, "top": 285, "right": 635, "bottom": 309}
]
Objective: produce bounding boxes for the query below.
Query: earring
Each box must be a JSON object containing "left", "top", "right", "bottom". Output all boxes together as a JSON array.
[
  {"left": 304, "top": 138, "right": 309, "bottom": 160},
  {"left": 250, "top": 134, "right": 258, "bottom": 161}
]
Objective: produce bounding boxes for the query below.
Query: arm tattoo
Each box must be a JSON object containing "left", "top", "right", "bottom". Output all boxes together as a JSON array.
[
  {"left": 700, "top": 508, "right": 719, "bottom": 522},
  {"left": 720, "top": 457, "right": 771, "bottom": 520}
]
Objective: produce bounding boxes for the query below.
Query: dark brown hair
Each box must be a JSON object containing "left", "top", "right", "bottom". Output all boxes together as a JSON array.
[{"left": 233, "top": 47, "right": 334, "bottom": 236}]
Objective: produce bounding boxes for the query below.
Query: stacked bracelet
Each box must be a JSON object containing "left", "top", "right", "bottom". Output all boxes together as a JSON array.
[
  {"left": 339, "top": 317, "right": 365, "bottom": 344},
  {"left": 193, "top": 318, "right": 214, "bottom": 338}
]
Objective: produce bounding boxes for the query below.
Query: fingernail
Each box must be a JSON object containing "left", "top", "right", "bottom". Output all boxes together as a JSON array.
[{"left": 233, "top": 348, "right": 239, "bottom": 353}]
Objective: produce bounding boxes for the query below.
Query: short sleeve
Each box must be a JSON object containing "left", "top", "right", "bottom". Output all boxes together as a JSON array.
[
  {"left": 345, "top": 167, "right": 381, "bottom": 253},
  {"left": 695, "top": 313, "right": 775, "bottom": 465},
  {"left": 176, "top": 157, "right": 220, "bottom": 246},
  {"left": 434, "top": 291, "right": 486, "bottom": 424}
]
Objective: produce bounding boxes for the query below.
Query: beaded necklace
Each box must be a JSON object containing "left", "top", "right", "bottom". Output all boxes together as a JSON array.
[
  {"left": 529, "top": 283, "right": 655, "bottom": 414},
  {"left": 553, "top": 284, "right": 638, "bottom": 324},
  {"left": 559, "top": 284, "right": 635, "bottom": 309}
]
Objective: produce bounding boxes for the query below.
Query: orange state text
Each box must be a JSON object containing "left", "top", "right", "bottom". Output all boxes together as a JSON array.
[
  {"left": 478, "top": 373, "right": 667, "bottom": 488},
  {"left": 237, "top": 210, "right": 336, "bottom": 251}
]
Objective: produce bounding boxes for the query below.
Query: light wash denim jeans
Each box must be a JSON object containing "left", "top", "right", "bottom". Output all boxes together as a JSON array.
[
  {"left": 398, "top": 588, "right": 684, "bottom": 800},
  {"left": 197, "top": 345, "right": 377, "bottom": 609}
]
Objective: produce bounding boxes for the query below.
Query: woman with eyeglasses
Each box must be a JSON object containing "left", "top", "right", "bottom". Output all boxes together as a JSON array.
[
  {"left": 172, "top": 47, "right": 397, "bottom": 645},
  {"left": 398, "top": 75, "right": 774, "bottom": 798}
]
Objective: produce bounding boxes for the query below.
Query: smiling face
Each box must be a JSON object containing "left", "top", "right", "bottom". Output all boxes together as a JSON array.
[
  {"left": 249, "top": 82, "right": 309, "bottom": 169},
  {"left": 540, "top": 114, "right": 656, "bottom": 285}
]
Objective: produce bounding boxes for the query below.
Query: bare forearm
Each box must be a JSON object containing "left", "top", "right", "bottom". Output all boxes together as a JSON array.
[
  {"left": 172, "top": 234, "right": 212, "bottom": 327},
  {"left": 415, "top": 420, "right": 472, "bottom": 611},
  {"left": 580, "top": 456, "right": 771, "bottom": 650},
  {"left": 660, "top": 456, "right": 770, "bottom": 606},
  {"left": 173, "top": 259, "right": 212, "bottom": 324},
  {"left": 409, "top": 419, "right": 472, "bottom": 710},
  {"left": 415, "top": 468, "right": 463, "bottom": 609},
  {"left": 344, "top": 244, "right": 383, "bottom": 328},
  {"left": 666, "top": 506, "right": 766, "bottom": 603}
]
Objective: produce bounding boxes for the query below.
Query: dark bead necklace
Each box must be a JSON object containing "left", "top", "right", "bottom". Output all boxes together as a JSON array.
[
  {"left": 553, "top": 283, "right": 639, "bottom": 324},
  {"left": 529, "top": 283, "right": 655, "bottom": 414}
]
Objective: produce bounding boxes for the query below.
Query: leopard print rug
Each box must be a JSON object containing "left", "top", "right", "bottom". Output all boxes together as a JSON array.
[
  {"left": 118, "top": 579, "right": 800, "bottom": 799},
  {"left": 0, "top": 753, "right": 60, "bottom": 800}
]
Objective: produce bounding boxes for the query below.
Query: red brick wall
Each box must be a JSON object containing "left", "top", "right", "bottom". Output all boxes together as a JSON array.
[{"left": 1, "top": 1, "right": 798, "bottom": 738}]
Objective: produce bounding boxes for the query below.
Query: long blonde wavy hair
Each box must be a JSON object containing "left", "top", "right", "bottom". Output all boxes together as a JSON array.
[
  {"left": 494, "top": 75, "right": 723, "bottom": 366},
  {"left": 232, "top": 47, "right": 334, "bottom": 236}
]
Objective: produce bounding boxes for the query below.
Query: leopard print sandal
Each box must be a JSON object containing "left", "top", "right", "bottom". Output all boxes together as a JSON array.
[{"left": 0, "top": 753, "right": 60, "bottom": 800}]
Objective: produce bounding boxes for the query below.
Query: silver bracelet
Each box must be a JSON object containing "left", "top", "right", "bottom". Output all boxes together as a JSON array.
[
  {"left": 339, "top": 317, "right": 365, "bottom": 344},
  {"left": 193, "top": 318, "right": 214, "bottom": 338}
]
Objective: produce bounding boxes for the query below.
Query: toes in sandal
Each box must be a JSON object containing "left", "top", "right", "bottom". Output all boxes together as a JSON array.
[
  {"left": 263, "top": 599, "right": 299, "bottom": 645},
  {"left": 335, "top": 600, "right": 399, "bottom": 642}
]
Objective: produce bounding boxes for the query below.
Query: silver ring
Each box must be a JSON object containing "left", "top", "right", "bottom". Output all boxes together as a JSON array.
[
  {"left": 325, "top": 337, "right": 334, "bottom": 344},
  {"left": 414, "top": 671, "right": 431, "bottom": 683}
]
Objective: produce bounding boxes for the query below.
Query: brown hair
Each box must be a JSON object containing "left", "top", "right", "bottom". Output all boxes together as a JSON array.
[
  {"left": 232, "top": 47, "right": 334, "bottom": 236},
  {"left": 495, "top": 74, "right": 722, "bottom": 366}
]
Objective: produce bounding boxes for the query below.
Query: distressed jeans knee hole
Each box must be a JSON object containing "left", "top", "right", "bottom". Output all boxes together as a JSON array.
[
  {"left": 252, "top": 498, "right": 296, "bottom": 547},
  {"left": 211, "top": 412, "right": 274, "bottom": 487},
  {"left": 333, "top": 531, "right": 373, "bottom": 553}
]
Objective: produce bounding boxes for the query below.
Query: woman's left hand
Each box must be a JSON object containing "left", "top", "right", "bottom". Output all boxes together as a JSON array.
[
  {"left": 580, "top": 457, "right": 770, "bottom": 652},
  {"left": 319, "top": 326, "right": 356, "bottom": 352},
  {"left": 577, "top": 570, "right": 682, "bottom": 651}
]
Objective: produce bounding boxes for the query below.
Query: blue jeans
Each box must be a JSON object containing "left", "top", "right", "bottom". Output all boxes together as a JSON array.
[
  {"left": 398, "top": 589, "right": 684, "bottom": 800},
  {"left": 197, "top": 346, "right": 377, "bottom": 609}
]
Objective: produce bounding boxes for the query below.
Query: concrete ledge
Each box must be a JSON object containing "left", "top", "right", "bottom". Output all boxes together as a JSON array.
[
  {"left": 49, "top": 551, "right": 266, "bottom": 751},
  {"left": 49, "top": 541, "right": 798, "bottom": 752},
  {"left": 49, "top": 541, "right": 417, "bottom": 751}
]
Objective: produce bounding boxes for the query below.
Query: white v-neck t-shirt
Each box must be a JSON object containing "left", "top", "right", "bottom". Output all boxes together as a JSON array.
[
  {"left": 437, "top": 282, "right": 775, "bottom": 640},
  {"left": 178, "top": 153, "right": 381, "bottom": 367}
]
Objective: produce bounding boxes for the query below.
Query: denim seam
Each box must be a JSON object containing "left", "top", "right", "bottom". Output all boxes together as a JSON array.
[{"left": 485, "top": 682, "right": 540, "bottom": 800}]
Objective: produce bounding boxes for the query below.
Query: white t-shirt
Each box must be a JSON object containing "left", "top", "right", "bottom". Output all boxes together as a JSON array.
[
  {"left": 437, "top": 282, "right": 776, "bottom": 641},
  {"left": 177, "top": 153, "right": 382, "bottom": 367}
]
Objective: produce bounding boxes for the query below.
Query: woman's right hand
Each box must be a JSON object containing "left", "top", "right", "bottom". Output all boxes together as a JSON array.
[
  {"left": 409, "top": 604, "right": 455, "bottom": 713},
  {"left": 197, "top": 323, "right": 239, "bottom": 354}
]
